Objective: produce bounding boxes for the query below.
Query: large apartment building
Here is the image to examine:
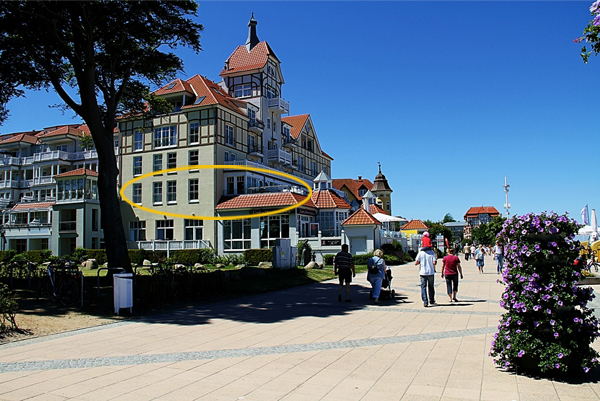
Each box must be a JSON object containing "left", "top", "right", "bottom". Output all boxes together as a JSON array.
[{"left": 118, "top": 15, "right": 334, "bottom": 254}]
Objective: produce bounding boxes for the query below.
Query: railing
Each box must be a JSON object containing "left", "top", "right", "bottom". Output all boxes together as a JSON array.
[
  {"left": 33, "top": 176, "right": 55, "bottom": 186},
  {"left": 56, "top": 190, "right": 95, "bottom": 202},
  {"left": 282, "top": 136, "right": 296, "bottom": 147},
  {"left": 128, "top": 240, "right": 212, "bottom": 256},
  {"left": 267, "top": 98, "right": 289, "bottom": 113},
  {"left": 248, "top": 145, "right": 262, "bottom": 154},
  {"left": 0, "top": 156, "right": 20, "bottom": 166},
  {"left": 59, "top": 220, "right": 77, "bottom": 232},
  {"left": 249, "top": 119, "right": 264, "bottom": 131},
  {"left": 267, "top": 149, "right": 292, "bottom": 165},
  {"left": 0, "top": 181, "right": 17, "bottom": 189},
  {"left": 21, "top": 156, "right": 34, "bottom": 165},
  {"left": 18, "top": 179, "right": 33, "bottom": 189}
]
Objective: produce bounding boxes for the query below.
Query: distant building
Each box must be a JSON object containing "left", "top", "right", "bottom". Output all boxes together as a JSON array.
[
  {"left": 463, "top": 206, "right": 500, "bottom": 239},
  {"left": 444, "top": 221, "right": 466, "bottom": 241},
  {"left": 401, "top": 219, "right": 428, "bottom": 238}
]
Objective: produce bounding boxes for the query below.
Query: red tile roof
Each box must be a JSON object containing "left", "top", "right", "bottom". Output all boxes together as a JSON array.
[
  {"left": 401, "top": 220, "right": 429, "bottom": 231},
  {"left": 281, "top": 114, "right": 309, "bottom": 140},
  {"left": 220, "top": 42, "right": 279, "bottom": 76},
  {"left": 311, "top": 190, "right": 350, "bottom": 209},
  {"left": 321, "top": 150, "right": 333, "bottom": 160},
  {"left": 12, "top": 201, "right": 54, "bottom": 211},
  {"left": 151, "top": 75, "right": 244, "bottom": 115},
  {"left": 332, "top": 179, "right": 373, "bottom": 201},
  {"left": 369, "top": 204, "right": 388, "bottom": 215},
  {"left": 55, "top": 168, "right": 99, "bottom": 178},
  {"left": 38, "top": 125, "right": 88, "bottom": 138},
  {"left": 215, "top": 192, "right": 316, "bottom": 210},
  {"left": 0, "top": 134, "right": 40, "bottom": 145},
  {"left": 342, "top": 208, "right": 381, "bottom": 226},
  {"left": 153, "top": 78, "right": 195, "bottom": 97},
  {"left": 464, "top": 206, "right": 500, "bottom": 219}
]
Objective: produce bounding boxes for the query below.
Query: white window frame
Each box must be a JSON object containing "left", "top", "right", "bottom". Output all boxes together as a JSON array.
[
  {"left": 132, "top": 183, "right": 142, "bottom": 204},
  {"left": 189, "top": 179, "right": 199, "bottom": 203},
  {"left": 167, "top": 181, "right": 177, "bottom": 204},
  {"left": 234, "top": 84, "right": 252, "bottom": 98},
  {"left": 153, "top": 154, "right": 162, "bottom": 172},
  {"left": 133, "top": 156, "right": 142, "bottom": 176},
  {"left": 153, "top": 126, "right": 177, "bottom": 149},
  {"left": 185, "top": 219, "right": 203, "bottom": 241},
  {"left": 156, "top": 219, "right": 174, "bottom": 240},
  {"left": 189, "top": 122, "right": 199, "bottom": 144},
  {"left": 167, "top": 152, "right": 177, "bottom": 169},
  {"left": 153, "top": 182, "right": 162, "bottom": 205},
  {"left": 134, "top": 130, "right": 143, "bottom": 151},
  {"left": 189, "top": 150, "right": 199, "bottom": 167},
  {"left": 225, "top": 125, "right": 235, "bottom": 146},
  {"left": 129, "top": 221, "right": 146, "bottom": 241}
]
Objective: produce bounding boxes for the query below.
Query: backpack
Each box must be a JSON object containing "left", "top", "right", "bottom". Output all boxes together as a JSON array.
[{"left": 368, "top": 257, "right": 380, "bottom": 275}]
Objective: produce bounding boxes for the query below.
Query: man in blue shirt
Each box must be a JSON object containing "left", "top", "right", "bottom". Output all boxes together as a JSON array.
[{"left": 334, "top": 244, "right": 355, "bottom": 302}]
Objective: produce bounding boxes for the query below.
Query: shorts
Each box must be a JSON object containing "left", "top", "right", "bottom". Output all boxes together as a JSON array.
[
  {"left": 476, "top": 259, "right": 484, "bottom": 267},
  {"left": 338, "top": 269, "right": 352, "bottom": 284}
]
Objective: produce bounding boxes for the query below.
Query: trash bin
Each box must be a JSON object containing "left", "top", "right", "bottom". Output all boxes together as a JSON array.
[{"left": 113, "top": 273, "right": 133, "bottom": 315}]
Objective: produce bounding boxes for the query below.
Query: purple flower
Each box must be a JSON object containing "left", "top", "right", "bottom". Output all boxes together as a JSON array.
[
  {"left": 574, "top": 317, "right": 580, "bottom": 323},
  {"left": 522, "top": 230, "right": 527, "bottom": 235},
  {"left": 507, "top": 344, "right": 511, "bottom": 349},
  {"left": 550, "top": 320, "right": 556, "bottom": 325},
  {"left": 534, "top": 321, "right": 540, "bottom": 327},
  {"left": 547, "top": 309, "right": 552, "bottom": 314},
  {"left": 555, "top": 363, "right": 560, "bottom": 369},
  {"left": 535, "top": 244, "right": 541, "bottom": 252},
  {"left": 594, "top": 14, "right": 600, "bottom": 26},
  {"left": 558, "top": 301, "right": 563, "bottom": 306},
  {"left": 518, "top": 350, "right": 525, "bottom": 357},
  {"left": 558, "top": 353, "right": 563, "bottom": 359},
  {"left": 554, "top": 332, "right": 559, "bottom": 338}
]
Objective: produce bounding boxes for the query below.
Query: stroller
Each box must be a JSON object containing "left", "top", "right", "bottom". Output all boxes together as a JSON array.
[{"left": 369, "top": 269, "right": 395, "bottom": 300}]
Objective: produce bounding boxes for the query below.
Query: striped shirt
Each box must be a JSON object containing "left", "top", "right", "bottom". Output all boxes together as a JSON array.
[{"left": 334, "top": 251, "right": 354, "bottom": 270}]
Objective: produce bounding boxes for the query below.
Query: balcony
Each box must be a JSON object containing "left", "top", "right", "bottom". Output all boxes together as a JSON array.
[
  {"left": 267, "top": 98, "right": 289, "bottom": 114},
  {"left": 0, "top": 156, "right": 20, "bottom": 167},
  {"left": 267, "top": 149, "right": 292, "bottom": 166},
  {"left": 18, "top": 179, "right": 33, "bottom": 189},
  {"left": 59, "top": 220, "right": 77, "bottom": 232},
  {"left": 33, "top": 176, "right": 55, "bottom": 186},
  {"left": 282, "top": 136, "right": 297, "bottom": 148},
  {"left": 56, "top": 189, "right": 97, "bottom": 203},
  {"left": 0, "top": 180, "right": 18, "bottom": 189},
  {"left": 248, "top": 119, "right": 264, "bottom": 133}
]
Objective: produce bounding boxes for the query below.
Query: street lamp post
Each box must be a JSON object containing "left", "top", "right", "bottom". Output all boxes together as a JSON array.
[{"left": 503, "top": 177, "right": 511, "bottom": 219}]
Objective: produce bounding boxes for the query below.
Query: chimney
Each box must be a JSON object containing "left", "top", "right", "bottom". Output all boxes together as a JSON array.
[{"left": 358, "top": 176, "right": 362, "bottom": 180}]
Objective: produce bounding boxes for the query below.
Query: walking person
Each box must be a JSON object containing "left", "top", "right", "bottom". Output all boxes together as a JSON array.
[
  {"left": 441, "top": 248, "right": 463, "bottom": 302},
  {"left": 464, "top": 244, "right": 471, "bottom": 261},
  {"left": 367, "top": 249, "right": 386, "bottom": 304},
  {"left": 334, "top": 244, "right": 355, "bottom": 302},
  {"left": 415, "top": 246, "right": 437, "bottom": 307},
  {"left": 475, "top": 244, "right": 486, "bottom": 274},
  {"left": 494, "top": 241, "right": 504, "bottom": 274}
]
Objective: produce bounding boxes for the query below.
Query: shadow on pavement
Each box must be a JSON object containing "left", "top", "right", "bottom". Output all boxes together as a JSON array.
[{"left": 137, "top": 282, "right": 408, "bottom": 326}]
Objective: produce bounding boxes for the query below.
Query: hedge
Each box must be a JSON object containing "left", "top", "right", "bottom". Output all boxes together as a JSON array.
[
  {"left": 24, "top": 250, "right": 52, "bottom": 264},
  {"left": 244, "top": 249, "right": 272, "bottom": 267},
  {"left": 170, "top": 249, "right": 216, "bottom": 265},
  {"left": 323, "top": 254, "right": 334, "bottom": 266}
]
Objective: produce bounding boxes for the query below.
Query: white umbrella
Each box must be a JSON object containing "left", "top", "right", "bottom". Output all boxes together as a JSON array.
[
  {"left": 372, "top": 213, "right": 403, "bottom": 223},
  {"left": 579, "top": 225, "right": 595, "bottom": 236}
]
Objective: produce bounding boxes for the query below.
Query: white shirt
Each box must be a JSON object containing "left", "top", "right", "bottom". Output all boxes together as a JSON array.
[{"left": 416, "top": 249, "right": 437, "bottom": 275}]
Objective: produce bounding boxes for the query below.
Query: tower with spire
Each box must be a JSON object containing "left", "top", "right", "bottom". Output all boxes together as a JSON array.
[{"left": 370, "top": 162, "right": 393, "bottom": 215}]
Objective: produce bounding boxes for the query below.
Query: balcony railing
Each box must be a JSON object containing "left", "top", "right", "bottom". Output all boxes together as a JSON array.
[
  {"left": 127, "top": 240, "right": 212, "bottom": 256},
  {"left": 33, "top": 176, "right": 55, "bottom": 186},
  {"left": 0, "top": 180, "right": 18, "bottom": 189},
  {"left": 248, "top": 119, "right": 264, "bottom": 132},
  {"left": 267, "top": 98, "right": 289, "bottom": 114},
  {"left": 267, "top": 149, "right": 292, "bottom": 165},
  {"left": 59, "top": 220, "right": 77, "bottom": 232},
  {"left": 0, "top": 156, "right": 20, "bottom": 166},
  {"left": 0, "top": 149, "right": 99, "bottom": 167}
]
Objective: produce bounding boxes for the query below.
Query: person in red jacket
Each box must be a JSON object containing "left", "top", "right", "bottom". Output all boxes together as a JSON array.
[
  {"left": 421, "top": 232, "right": 432, "bottom": 250},
  {"left": 441, "top": 248, "right": 463, "bottom": 302}
]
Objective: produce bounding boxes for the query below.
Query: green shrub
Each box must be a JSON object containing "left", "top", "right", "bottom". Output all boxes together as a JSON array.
[
  {"left": 197, "top": 248, "right": 216, "bottom": 264},
  {"left": 171, "top": 250, "right": 200, "bottom": 265},
  {"left": 381, "top": 241, "right": 403, "bottom": 255},
  {"left": 0, "top": 284, "right": 17, "bottom": 330},
  {"left": 69, "top": 248, "right": 107, "bottom": 264},
  {"left": 215, "top": 253, "right": 244, "bottom": 266},
  {"left": 0, "top": 250, "right": 16, "bottom": 264},
  {"left": 353, "top": 252, "right": 374, "bottom": 265},
  {"left": 323, "top": 254, "right": 334, "bottom": 266},
  {"left": 24, "top": 250, "right": 52, "bottom": 264},
  {"left": 244, "top": 249, "right": 272, "bottom": 266},
  {"left": 383, "top": 255, "right": 402, "bottom": 265}
]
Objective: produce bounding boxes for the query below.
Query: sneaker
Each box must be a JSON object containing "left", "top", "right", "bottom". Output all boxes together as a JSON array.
[
  {"left": 338, "top": 294, "right": 342, "bottom": 302},
  {"left": 429, "top": 301, "right": 436, "bottom": 306},
  {"left": 424, "top": 303, "right": 428, "bottom": 307},
  {"left": 453, "top": 298, "right": 458, "bottom": 302}
]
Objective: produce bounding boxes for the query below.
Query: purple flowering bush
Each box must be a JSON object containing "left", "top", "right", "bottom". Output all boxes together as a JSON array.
[
  {"left": 490, "top": 212, "right": 600, "bottom": 374},
  {"left": 577, "top": 1, "right": 600, "bottom": 63}
]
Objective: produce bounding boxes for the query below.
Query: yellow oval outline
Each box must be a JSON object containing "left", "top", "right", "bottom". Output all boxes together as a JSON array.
[{"left": 120, "top": 164, "right": 313, "bottom": 221}]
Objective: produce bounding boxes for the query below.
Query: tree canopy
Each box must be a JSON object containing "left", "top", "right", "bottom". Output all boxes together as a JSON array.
[
  {"left": 471, "top": 215, "right": 506, "bottom": 245},
  {"left": 578, "top": 1, "right": 600, "bottom": 63},
  {"left": 0, "top": 1, "right": 203, "bottom": 268}
]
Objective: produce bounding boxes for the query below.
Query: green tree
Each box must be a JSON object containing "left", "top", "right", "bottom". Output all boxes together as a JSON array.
[
  {"left": 442, "top": 213, "right": 456, "bottom": 223},
  {"left": 471, "top": 215, "right": 506, "bottom": 245},
  {"left": 80, "top": 133, "right": 94, "bottom": 151},
  {"left": 0, "top": 1, "right": 202, "bottom": 270},
  {"left": 577, "top": 1, "right": 600, "bottom": 64}
]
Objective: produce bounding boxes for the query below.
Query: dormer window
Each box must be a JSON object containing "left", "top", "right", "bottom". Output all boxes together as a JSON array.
[{"left": 267, "top": 64, "right": 275, "bottom": 77}]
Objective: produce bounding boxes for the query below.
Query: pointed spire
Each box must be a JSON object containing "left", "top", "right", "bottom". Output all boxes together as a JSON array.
[{"left": 246, "top": 12, "right": 260, "bottom": 52}]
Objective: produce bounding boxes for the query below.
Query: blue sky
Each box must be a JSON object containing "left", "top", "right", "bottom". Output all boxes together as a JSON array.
[{"left": 0, "top": 1, "right": 597, "bottom": 224}]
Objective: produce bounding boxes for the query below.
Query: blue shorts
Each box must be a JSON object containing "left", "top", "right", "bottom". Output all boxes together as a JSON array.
[{"left": 476, "top": 259, "right": 484, "bottom": 267}]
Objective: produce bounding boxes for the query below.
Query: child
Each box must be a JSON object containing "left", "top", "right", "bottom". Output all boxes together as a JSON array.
[{"left": 421, "top": 232, "right": 432, "bottom": 250}]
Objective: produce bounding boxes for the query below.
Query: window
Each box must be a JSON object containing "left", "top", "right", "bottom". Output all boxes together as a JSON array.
[
  {"left": 153, "top": 182, "right": 162, "bottom": 205},
  {"left": 92, "top": 209, "right": 98, "bottom": 231},
  {"left": 267, "top": 118, "right": 270, "bottom": 129},
  {"left": 358, "top": 188, "right": 367, "bottom": 197},
  {"left": 189, "top": 122, "right": 199, "bottom": 144},
  {"left": 248, "top": 108, "right": 256, "bottom": 123},
  {"left": 134, "top": 130, "right": 143, "bottom": 151},
  {"left": 266, "top": 87, "right": 276, "bottom": 99},
  {"left": 223, "top": 219, "right": 251, "bottom": 250},
  {"left": 230, "top": 153, "right": 236, "bottom": 162},
  {"left": 153, "top": 126, "right": 177, "bottom": 148},
  {"left": 167, "top": 152, "right": 177, "bottom": 169},
  {"left": 133, "top": 156, "right": 142, "bottom": 176},
  {"left": 311, "top": 161, "right": 317, "bottom": 176},
  {"left": 227, "top": 177, "right": 234, "bottom": 195},
  {"left": 225, "top": 125, "right": 235, "bottom": 146},
  {"left": 234, "top": 84, "right": 252, "bottom": 98},
  {"left": 298, "top": 156, "right": 304, "bottom": 172},
  {"left": 317, "top": 211, "right": 335, "bottom": 237},
  {"left": 260, "top": 215, "right": 289, "bottom": 248},
  {"left": 248, "top": 135, "right": 257, "bottom": 153},
  {"left": 224, "top": 152, "right": 229, "bottom": 162},
  {"left": 167, "top": 181, "right": 176, "bottom": 203},
  {"left": 132, "top": 183, "right": 142, "bottom": 204},
  {"left": 56, "top": 144, "right": 68, "bottom": 152},
  {"left": 153, "top": 154, "right": 162, "bottom": 172},
  {"left": 156, "top": 219, "right": 174, "bottom": 240},
  {"left": 185, "top": 219, "right": 203, "bottom": 240},
  {"left": 189, "top": 150, "right": 198, "bottom": 166},
  {"left": 114, "top": 136, "right": 119, "bottom": 149},
  {"left": 130, "top": 221, "right": 146, "bottom": 241},
  {"left": 237, "top": 176, "right": 245, "bottom": 195},
  {"left": 267, "top": 64, "right": 275, "bottom": 76},
  {"left": 189, "top": 179, "right": 199, "bottom": 202}
]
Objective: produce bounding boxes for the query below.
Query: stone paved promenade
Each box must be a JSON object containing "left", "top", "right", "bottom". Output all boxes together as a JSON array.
[{"left": 1, "top": 257, "right": 600, "bottom": 400}]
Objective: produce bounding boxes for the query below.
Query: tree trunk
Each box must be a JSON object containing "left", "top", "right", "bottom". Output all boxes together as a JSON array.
[{"left": 93, "top": 125, "right": 132, "bottom": 273}]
